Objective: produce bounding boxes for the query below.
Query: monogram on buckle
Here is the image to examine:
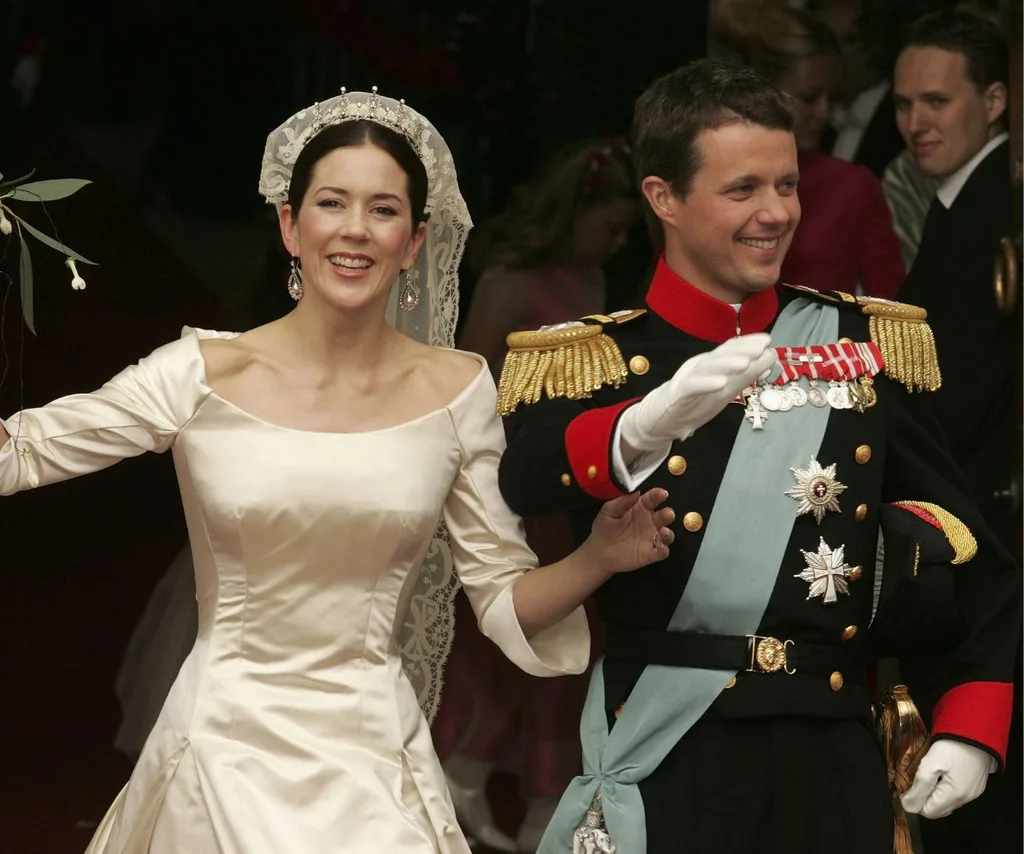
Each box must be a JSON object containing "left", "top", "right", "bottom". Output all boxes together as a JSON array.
[{"left": 746, "top": 635, "right": 797, "bottom": 674}]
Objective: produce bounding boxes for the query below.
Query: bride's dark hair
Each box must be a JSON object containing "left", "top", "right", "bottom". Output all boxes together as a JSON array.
[{"left": 286, "top": 120, "right": 429, "bottom": 225}]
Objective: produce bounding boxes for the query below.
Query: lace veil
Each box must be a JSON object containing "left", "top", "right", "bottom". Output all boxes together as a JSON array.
[{"left": 258, "top": 89, "right": 471, "bottom": 723}]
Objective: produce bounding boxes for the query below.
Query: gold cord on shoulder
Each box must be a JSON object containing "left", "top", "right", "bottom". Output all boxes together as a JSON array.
[{"left": 893, "top": 500, "right": 978, "bottom": 564}]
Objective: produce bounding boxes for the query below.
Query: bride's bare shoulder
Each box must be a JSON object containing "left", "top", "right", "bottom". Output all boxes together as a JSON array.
[
  {"left": 197, "top": 330, "right": 266, "bottom": 384},
  {"left": 401, "top": 340, "right": 485, "bottom": 399},
  {"left": 430, "top": 347, "right": 485, "bottom": 386}
]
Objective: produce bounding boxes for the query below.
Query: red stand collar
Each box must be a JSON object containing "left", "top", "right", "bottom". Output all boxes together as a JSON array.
[{"left": 644, "top": 256, "right": 779, "bottom": 343}]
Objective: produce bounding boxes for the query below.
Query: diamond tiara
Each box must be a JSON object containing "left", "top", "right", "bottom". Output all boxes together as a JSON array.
[
  {"left": 307, "top": 86, "right": 428, "bottom": 158},
  {"left": 259, "top": 86, "right": 432, "bottom": 209}
]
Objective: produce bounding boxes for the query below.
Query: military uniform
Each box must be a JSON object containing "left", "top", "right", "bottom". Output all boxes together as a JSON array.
[{"left": 496, "top": 258, "right": 1020, "bottom": 853}]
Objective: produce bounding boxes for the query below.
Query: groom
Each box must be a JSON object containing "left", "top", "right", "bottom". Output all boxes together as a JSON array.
[{"left": 496, "top": 59, "right": 1020, "bottom": 853}]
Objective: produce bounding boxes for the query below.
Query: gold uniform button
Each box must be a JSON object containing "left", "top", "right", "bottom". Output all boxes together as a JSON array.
[
  {"left": 855, "top": 503, "right": 868, "bottom": 521},
  {"left": 683, "top": 512, "right": 704, "bottom": 532},
  {"left": 724, "top": 677, "right": 737, "bottom": 689},
  {"left": 667, "top": 455, "right": 687, "bottom": 476},
  {"left": 587, "top": 465, "right": 598, "bottom": 479},
  {"left": 560, "top": 473, "right": 572, "bottom": 487},
  {"left": 842, "top": 625, "right": 858, "bottom": 641},
  {"left": 848, "top": 566, "right": 863, "bottom": 582},
  {"left": 629, "top": 355, "right": 650, "bottom": 376},
  {"left": 855, "top": 444, "right": 872, "bottom": 464},
  {"left": 838, "top": 337, "right": 854, "bottom": 345},
  {"left": 830, "top": 671, "right": 844, "bottom": 691}
]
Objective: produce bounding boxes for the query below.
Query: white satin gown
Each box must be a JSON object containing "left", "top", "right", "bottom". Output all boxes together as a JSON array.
[{"left": 0, "top": 328, "right": 590, "bottom": 853}]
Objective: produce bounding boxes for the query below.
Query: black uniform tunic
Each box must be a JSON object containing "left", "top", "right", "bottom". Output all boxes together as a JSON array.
[{"left": 497, "top": 259, "right": 1020, "bottom": 854}]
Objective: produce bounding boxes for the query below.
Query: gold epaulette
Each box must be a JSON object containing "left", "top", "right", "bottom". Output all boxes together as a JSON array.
[
  {"left": 892, "top": 501, "right": 978, "bottom": 564},
  {"left": 782, "top": 284, "right": 941, "bottom": 393},
  {"left": 496, "top": 310, "right": 646, "bottom": 416},
  {"left": 856, "top": 296, "right": 941, "bottom": 394}
]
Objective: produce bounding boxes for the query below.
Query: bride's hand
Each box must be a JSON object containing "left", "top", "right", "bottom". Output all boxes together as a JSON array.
[{"left": 584, "top": 488, "right": 675, "bottom": 577}]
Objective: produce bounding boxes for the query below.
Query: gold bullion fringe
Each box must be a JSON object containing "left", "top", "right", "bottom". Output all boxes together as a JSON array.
[
  {"left": 496, "top": 329, "right": 628, "bottom": 415},
  {"left": 877, "top": 685, "right": 930, "bottom": 854},
  {"left": 892, "top": 501, "right": 979, "bottom": 564},
  {"left": 869, "top": 316, "right": 942, "bottom": 393}
]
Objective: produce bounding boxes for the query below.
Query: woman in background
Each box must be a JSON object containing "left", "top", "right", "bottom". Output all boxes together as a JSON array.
[{"left": 436, "top": 137, "right": 639, "bottom": 853}]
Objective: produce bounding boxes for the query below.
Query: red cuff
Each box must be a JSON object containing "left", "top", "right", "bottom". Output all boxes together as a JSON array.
[
  {"left": 564, "top": 400, "right": 638, "bottom": 500},
  {"left": 931, "top": 681, "right": 1014, "bottom": 767}
]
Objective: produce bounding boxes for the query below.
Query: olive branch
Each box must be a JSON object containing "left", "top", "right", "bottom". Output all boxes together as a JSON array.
[{"left": 0, "top": 170, "right": 97, "bottom": 334}]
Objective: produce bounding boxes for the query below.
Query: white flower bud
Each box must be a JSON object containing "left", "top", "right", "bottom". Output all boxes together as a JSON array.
[
  {"left": 0, "top": 210, "right": 11, "bottom": 236},
  {"left": 65, "top": 257, "right": 86, "bottom": 290}
]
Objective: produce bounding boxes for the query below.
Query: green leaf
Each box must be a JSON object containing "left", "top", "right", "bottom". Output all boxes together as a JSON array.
[
  {"left": 10, "top": 179, "right": 92, "bottom": 202},
  {"left": 0, "top": 169, "right": 36, "bottom": 194},
  {"left": 17, "top": 230, "right": 35, "bottom": 335},
  {"left": 15, "top": 216, "right": 97, "bottom": 265}
]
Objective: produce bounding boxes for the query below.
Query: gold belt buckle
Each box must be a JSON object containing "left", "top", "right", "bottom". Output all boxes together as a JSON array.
[{"left": 746, "top": 635, "right": 797, "bottom": 674}]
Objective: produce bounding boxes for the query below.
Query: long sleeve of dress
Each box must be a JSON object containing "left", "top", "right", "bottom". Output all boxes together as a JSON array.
[
  {"left": 443, "top": 370, "right": 590, "bottom": 677},
  {"left": 0, "top": 333, "right": 205, "bottom": 495}
]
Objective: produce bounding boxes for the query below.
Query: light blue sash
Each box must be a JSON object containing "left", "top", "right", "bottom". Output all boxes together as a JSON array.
[{"left": 537, "top": 297, "right": 839, "bottom": 854}]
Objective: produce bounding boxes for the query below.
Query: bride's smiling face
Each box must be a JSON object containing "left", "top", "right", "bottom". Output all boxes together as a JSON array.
[{"left": 280, "top": 142, "right": 426, "bottom": 315}]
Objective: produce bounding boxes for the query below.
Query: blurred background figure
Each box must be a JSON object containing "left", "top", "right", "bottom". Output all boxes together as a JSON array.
[
  {"left": 433, "top": 138, "right": 639, "bottom": 854},
  {"left": 810, "top": 0, "right": 1004, "bottom": 271},
  {"left": 458, "top": 137, "right": 638, "bottom": 372},
  {"left": 806, "top": 0, "right": 906, "bottom": 176},
  {"left": 880, "top": 0, "right": 1002, "bottom": 270},
  {"left": 712, "top": 0, "right": 905, "bottom": 298},
  {"left": 894, "top": 7, "right": 1013, "bottom": 552}
]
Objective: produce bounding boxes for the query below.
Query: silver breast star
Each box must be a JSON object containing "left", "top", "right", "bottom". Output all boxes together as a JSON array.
[
  {"left": 785, "top": 456, "right": 847, "bottom": 524},
  {"left": 795, "top": 537, "right": 857, "bottom": 604}
]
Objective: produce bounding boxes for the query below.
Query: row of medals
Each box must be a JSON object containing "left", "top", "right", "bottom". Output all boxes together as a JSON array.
[{"left": 745, "top": 375, "right": 878, "bottom": 413}]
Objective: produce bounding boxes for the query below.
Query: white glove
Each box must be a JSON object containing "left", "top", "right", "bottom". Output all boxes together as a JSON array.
[
  {"left": 618, "top": 333, "right": 777, "bottom": 454},
  {"left": 901, "top": 740, "right": 996, "bottom": 819}
]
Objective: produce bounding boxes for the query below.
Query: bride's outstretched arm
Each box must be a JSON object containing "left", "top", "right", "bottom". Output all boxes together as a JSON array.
[{"left": 0, "top": 335, "right": 201, "bottom": 494}]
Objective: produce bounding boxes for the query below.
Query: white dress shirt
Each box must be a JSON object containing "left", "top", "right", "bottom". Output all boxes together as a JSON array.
[{"left": 935, "top": 132, "right": 1010, "bottom": 209}]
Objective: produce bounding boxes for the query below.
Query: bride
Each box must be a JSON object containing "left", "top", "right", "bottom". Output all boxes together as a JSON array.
[{"left": 0, "top": 90, "right": 683, "bottom": 853}]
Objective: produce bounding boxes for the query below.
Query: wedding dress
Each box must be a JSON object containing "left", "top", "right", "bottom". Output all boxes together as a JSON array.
[{"left": 0, "top": 327, "right": 589, "bottom": 853}]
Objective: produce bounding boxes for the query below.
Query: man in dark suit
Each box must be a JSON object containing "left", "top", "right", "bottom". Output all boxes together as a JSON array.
[
  {"left": 809, "top": 0, "right": 906, "bottom": 176},
  {"left": 895, "top": 10, "right": 1013, "bottom": 546},
  {"left": 893, "top": 10, "right": 1021, "bottom": 853},
  {"left": 494, "top": 59, "right": 1020, "bottom": 854}
]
